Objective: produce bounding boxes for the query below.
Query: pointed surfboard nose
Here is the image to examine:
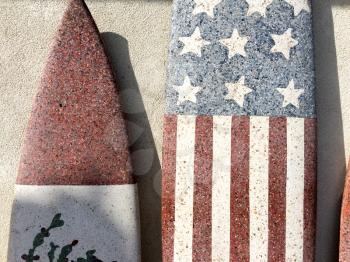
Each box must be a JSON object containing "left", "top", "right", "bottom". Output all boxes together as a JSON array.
[
  {"left": 17, "top": 0, "right": 133, "bottom": 185},
  {"left": 9, "top": 1, "right": 141, "bottom": 261}
]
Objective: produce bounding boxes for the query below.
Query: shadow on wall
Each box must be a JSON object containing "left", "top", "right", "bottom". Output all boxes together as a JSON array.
[
  {"left": 313, "top": 0, "right": 346, "bottom": 261},
  {"left": 101, "top": 32, "right": 162, "bottom": 262},
  {"left": 333, "top": 0, "right": 350, "bottom": 6}
]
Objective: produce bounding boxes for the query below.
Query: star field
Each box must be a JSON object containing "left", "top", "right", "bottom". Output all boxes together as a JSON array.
[{"left": 166, "top": 0, "right": 315, "bottom": 118}]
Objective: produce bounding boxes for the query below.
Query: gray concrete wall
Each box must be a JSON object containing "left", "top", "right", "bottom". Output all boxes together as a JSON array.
[{"left": 0, "top": 0, "right": 349, "bottom": 261}]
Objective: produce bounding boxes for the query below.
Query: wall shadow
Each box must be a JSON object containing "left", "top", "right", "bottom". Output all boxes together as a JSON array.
[
  {"left": 101, "top": 32, "right": 162, "bottom": 262},
  {"left": 333, "top": 0, "right": 350, "bottom": 6},
  {"left": 312, "top": 0, "right": 346, "bottom": 261}
]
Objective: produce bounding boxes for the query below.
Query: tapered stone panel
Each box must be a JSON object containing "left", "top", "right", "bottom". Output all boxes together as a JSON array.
[
  {"left": 9, "top": 1, "right": 141, "bottom": 261},
  {"left": 162, "top": 0, "right": 316, "bottom": 261},
  {"left": 17, "top": 0, "right": 133, "bottom": 185}
]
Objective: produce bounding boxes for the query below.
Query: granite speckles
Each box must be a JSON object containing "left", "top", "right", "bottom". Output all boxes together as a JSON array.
[
  {"left": 224, "top": 76, "right": 252, "bottom": 107},
  {"left": 285, "top": 0, "right": 310, "bottom": 16},
  {"left": 10, "top": 0, "right": 141, "bottom": 261},
  {"left": 162, "top": 116, "right": 177, "bottom": 261},
  {"left": 192, "top": 116, "right": 213, "bottom": 260},
  {"left": 268, "top": 118, "right": 287, "bottom": 261},
  {"left": 193, "top": 0, "right": 222, "bottom": 18},
  {"left": 246, "top": 0, "right": 273, "bottom": 17},
  {"left": 166, "top": 0, "right": 315, "bottom": 117},
  {"left": 303, "top": 119, "right": 316, "bottom": 261},
  {"left": 219, "top": 28, "right": 249, "bottom": 58},
  {"left": 162, "top": 115, "right": 316, "bottom": 260},
  {"left": 173, "top": 75, "right": 202, "bottom": 105},
  {"left": 270, "top": 28, "right": 299, "bottom": 60},
  {"left": 179, "top": 27, "right": 210, "bottom": 56},
  {"left": 277, "top": 79, "right": 304, "bottom": 108},
  {"left": 340, "top": 165, "right": 350, "bottom": 262},
  {"left": 163, "top": 0, "right": 316, "bottom": 260},
  {"left": 17, "top": 0, "right": 133, "bottom": 185}
]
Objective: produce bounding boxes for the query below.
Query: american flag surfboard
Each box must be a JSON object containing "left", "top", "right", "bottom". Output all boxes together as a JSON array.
[{"left": 162, "top": 0, "right": 316, "bottom": 261}]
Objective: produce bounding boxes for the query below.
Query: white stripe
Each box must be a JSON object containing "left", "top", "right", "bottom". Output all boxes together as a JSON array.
[
  {"left": 286, "top": 118, "right": 305, "bottom": 261},
  {"left": 212, "top": 116, "right": 232, "bottom": 262},
  {"left": 10, "top": 185, "right": 140, "bottom": 262},
  {"left": 249, "top": 116, "right": 269, "bottom": 262},
  {"left": 173, "top": 115, "right": 196, "bottom": 261}
]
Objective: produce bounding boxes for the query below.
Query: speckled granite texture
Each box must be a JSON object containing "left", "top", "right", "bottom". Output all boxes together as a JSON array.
[
  {"left": 166, "top": 0, "right": 315, "bottom": 117},
  {"left": 162, "top": 0, "right": 316, "bottom": 261},
  {"left": 1, "top": 1, "right": 350, "bottom": 261},
  {"left": 340, "top": 162, "right": 350, "bottom": 262},
  {"left": 9, "top": 1, "right": 141, "bottom": 261},
  {"left": 17, "top": 0, "right": 133, "bottom": 185}
]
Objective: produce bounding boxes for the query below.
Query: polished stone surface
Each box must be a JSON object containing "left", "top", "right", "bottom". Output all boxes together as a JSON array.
[
  {"left": 17, "top": 0, "right": 133, "bottom": 185},
  {"left": 1, "top": 1, "right": 350, "bottom": 261},
  {"left": 166, "top": 0, "right": 315, "bottom": 117},
  {"left": 340, "top": 163, "right": 350, "bottom": 262},
  {"left": 8, "top": 1, "right": 141, "bottom": 261},
  {"left": 163, "top": 0, "right": 316, "bottom": 261}
]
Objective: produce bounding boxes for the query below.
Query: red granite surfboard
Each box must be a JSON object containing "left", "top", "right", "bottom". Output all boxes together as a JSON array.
[
  {"left": 8, "top": 1, "right": 140, "bottom": 261},
  {"left": 340, "top": 161, "right": 350, "bottom": 262}
]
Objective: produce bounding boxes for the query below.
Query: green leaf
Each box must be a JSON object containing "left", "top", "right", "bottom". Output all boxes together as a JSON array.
[
  {"left": 57, "top": 243, "right": 74, "bottom": 262},
  {"left": 86, "top": 250, "right": 96, "bottom": 256},
  {"left": 48, "top": 242, "right": 59, "bottom": 262},
  {"left": 32, "top": 233, "right": 44, "bottom": 248},
  {"left": 49, "top": 213, "right": 64, "bottom": 229}
]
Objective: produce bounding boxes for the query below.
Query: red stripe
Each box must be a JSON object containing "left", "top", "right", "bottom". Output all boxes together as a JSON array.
[
  {"left": 268, "top": 117, "right": 287, "bottom": 261},
  {"left": 230, "top": 116, "right": 250, "bottom": 262},
  {"left": 340, "top": 161, "right": 350, "bottom": 262},
  {"left": 162, "top": 115, "right": 177, "bottom": 262},
  {"left": 192, "top": 116, "right": 213, "bottom": 262},
  {"left": 304, "top": 119, "right": 316, "bottom": 262}
]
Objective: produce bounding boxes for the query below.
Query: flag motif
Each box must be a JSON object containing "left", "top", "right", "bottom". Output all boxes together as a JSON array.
[
  {"left": 162, "top": 0, "right": 316, "bottom": 261},
  {"left": 162, "top": 115, "right": 316, "bottom": 261}
]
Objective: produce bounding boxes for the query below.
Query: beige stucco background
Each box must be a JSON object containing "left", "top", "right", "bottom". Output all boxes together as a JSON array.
[{"left": 0, "top": 0, "right": 349, "bottom": 261}]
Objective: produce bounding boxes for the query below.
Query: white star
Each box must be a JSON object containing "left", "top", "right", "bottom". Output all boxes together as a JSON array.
[
  {"left": 220, "top": 29, "right": 249, "bottom": 58},
  {"left": 179, "top": 27, "right": 210, "bottom": 56},
  {"left": 193, "top": 0, "right": 222, "bottom": 18},
  {"left": 285, "top": 0, "right": 310, "bottom": 16},
  {"left": 271, "top": 28, "right": 298, "bottom": 60},
  {"left": 173, "top": 76, "right": 202, "bottom": 105},
  {"left": 276, "top": 80, "right": 304, "bottom": 108},
  {"left": 246, "top": 0, "right": 274, "bottom": 16},
  {"left": 224, "top": 76, "right": 252, "bottom": 107}
]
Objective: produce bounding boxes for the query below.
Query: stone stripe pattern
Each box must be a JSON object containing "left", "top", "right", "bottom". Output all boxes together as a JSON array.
[
  {"left": 162, "top": 0, "right": 316, "bottom": 261},
  {"left": 162, "top": 115, "right": 316, "bottom": 261}
]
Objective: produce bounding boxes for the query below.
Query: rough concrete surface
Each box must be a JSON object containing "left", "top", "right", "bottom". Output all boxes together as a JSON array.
[{"left": 0, "top": 0, "right": 349, "bottom": 261}]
